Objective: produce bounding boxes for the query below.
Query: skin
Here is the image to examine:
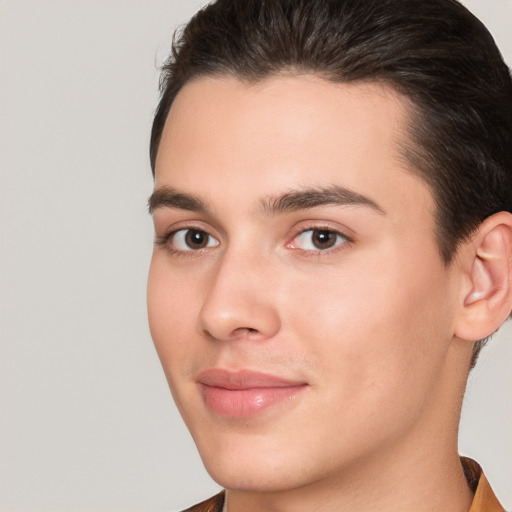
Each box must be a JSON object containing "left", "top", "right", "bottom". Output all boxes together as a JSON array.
[{"left": 148, "top": 75, "right": 477, "bottom": 511}]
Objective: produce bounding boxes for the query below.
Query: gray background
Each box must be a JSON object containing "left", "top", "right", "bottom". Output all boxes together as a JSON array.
[{"left": 0, "top": 0, "right": 510, "bottom": 510}]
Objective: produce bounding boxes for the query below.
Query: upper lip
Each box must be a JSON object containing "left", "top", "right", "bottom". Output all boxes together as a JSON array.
[{"left": 197, "top": 368, "right": 307, "bottom": 390}]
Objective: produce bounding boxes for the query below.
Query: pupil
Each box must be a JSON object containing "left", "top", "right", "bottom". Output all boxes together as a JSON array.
[
  {"left": 186, "top": 230, "right": 207, "bottom": 248},
  {"left": 313, "top": 230, "right": 336, "bottom": 249}
]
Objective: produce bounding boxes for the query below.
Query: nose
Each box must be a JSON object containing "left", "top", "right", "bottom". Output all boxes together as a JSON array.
[{"left": 198, "top": 250, "right": 281, "bottom": 342}]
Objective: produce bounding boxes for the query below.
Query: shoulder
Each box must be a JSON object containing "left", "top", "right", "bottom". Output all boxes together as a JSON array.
[{"left": 181, "top": 491, "right": 225, "bottom": 512}]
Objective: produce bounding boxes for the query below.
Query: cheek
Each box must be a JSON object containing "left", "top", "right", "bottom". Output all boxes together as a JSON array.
[
  {"left": 283, "top": 252, "right": 454, "bottom": 412},
  {"left": 147, "top": 254, "right": 202, "bottom": 376}
]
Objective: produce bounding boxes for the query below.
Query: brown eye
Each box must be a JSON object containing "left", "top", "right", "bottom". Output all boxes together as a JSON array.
[
  {"left": 311, "top": 230, "right": 338, "bottom": 249},
  {"left": 185, "top": 229, "right": 208, "bottom": 249},
  {"left": 172, "top": 228, "right": 219, "bottom": 251},
  {"left": 292, "top": 228, "right": 348, "bottom": 251}
]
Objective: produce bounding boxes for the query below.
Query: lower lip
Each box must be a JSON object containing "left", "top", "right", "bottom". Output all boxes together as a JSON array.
[{"left": 200, "top": 384, "right": 307, "bottom": 418}]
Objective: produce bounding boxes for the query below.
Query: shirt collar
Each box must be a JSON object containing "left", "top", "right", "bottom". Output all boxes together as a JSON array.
[{"left": 462, "top": 457, "right": 505, "bottom": 512}]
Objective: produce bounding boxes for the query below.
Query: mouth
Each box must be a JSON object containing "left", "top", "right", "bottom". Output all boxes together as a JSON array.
[{"left": 197, "top": 368, "right": 308, "bottom": 418}]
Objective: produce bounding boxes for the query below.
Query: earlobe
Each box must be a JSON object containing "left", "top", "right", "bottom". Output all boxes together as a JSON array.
[{"left": 455, "top": 212, "right": 512, "bottom": 341}]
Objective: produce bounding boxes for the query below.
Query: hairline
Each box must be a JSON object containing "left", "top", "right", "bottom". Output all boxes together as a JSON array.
[{"left": 152, "top": 69, "right": 452, "bottom": 264}]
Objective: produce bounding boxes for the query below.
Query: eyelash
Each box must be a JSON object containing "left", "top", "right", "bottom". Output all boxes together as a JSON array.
[
  {"left": 154, "top": 227, "right": 218, "bottom": 256},
  {"left": 287, "top": 227, "right": 352, "bottom": 255},
  {"left": 155, "top": 225, "right": 353, "bottom": 257}
]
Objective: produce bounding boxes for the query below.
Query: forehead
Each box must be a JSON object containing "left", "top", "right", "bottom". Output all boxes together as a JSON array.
[{"left": 154, "top": 74, "right": 432, "bottom": 219}]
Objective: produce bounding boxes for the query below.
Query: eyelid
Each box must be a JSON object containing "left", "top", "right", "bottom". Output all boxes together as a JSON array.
[
  {"left": 286, "top": 222, "right": 354, "bottom": 254},
  {"left": 173, "top": 228, "right": 220, "bottom": 251},
  {"left": 154, "top": 221, "right": 221, "bottom": 254}
]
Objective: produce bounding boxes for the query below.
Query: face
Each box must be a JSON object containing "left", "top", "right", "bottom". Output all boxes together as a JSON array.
[{"left": 148, "top": 76, "right": 463, "bottom": 492}]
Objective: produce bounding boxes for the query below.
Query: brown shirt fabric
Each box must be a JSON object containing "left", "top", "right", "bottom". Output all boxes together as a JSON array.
[
  {"left": 182, "top": 458, "right": 505, "bottom": 512},
  {"left": 462, "top": 458, "right": 506, "bottom": 512},
  {"left": 182, "top": 492, "right": 224, "bottom": 512}
]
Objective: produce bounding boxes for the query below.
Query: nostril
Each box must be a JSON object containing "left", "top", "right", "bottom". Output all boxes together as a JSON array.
[
  {"left": 198, "top": 290, "right": 281, "bottom": 341},
  {"left": 202, "top": 326, "right": 258, "bottom": 341},
  {"left": 233, "top": 327, "right": 259, "bottom": 337},
  {"left": 225, "top": 326, "right": 264, "bottom": 341}
]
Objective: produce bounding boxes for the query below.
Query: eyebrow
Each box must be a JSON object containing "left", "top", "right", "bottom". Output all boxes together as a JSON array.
[
  {"left": 148, "top": 187, "right": 209, "bottom": 214},
  {"left": 260, "top": 185, "right": 385, "bottom": 216},
  {"left": 148, "top": 185, "right": 385, "bottom": 216}
]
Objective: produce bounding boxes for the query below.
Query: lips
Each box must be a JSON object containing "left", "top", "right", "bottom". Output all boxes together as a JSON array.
[{"left": 197, "top": 368, "right": 308, "bottom": 418}]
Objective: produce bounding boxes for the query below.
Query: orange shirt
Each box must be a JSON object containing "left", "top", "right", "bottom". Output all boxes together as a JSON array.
[
  {"left": 463, "top": 457, "right": 505, "bottom": 512},
  {"left": 184, "top": 458, "right": 506, "bottom": 512}
]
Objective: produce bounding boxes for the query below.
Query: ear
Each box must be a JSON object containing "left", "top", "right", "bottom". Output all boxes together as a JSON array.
[{"left": 455, "top": 212, "right": 512, "bottom": 341}]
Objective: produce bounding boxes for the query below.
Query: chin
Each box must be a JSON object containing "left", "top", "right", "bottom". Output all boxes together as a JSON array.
[
  {"left": 203, "top": 458, "right": 305, "bottom": 493},
  {"left": 191, "top": 426, "right": 325, "bottom": 493}
]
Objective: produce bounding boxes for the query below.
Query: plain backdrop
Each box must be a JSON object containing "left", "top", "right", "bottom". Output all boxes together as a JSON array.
[{"left": 0, "top": 1, "right": 510, "bottom": 510}]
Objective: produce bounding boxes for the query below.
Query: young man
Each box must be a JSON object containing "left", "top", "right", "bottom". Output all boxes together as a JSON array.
[{"left": 147, "top": 0, "right": 512, "bottom": 510}]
